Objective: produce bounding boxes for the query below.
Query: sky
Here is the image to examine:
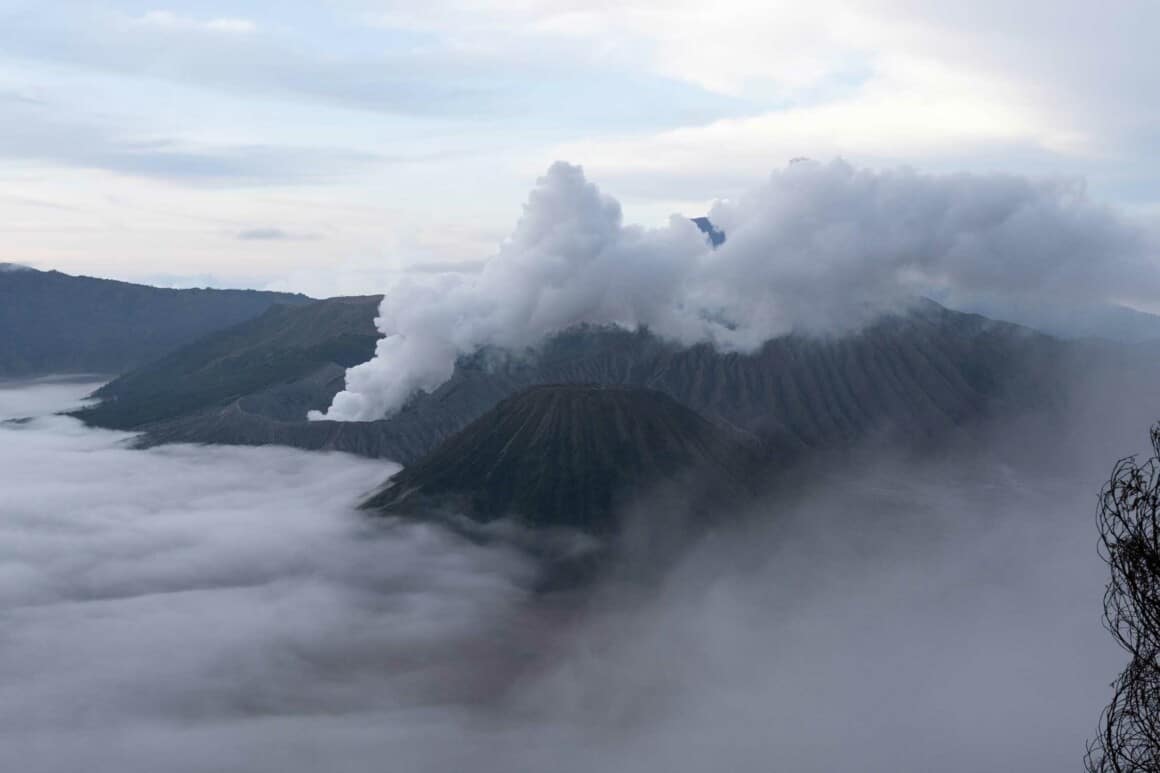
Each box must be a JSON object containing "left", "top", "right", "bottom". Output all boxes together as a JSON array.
[{"left": 2, "top": 0, "right": 1159, "bottom": 295}]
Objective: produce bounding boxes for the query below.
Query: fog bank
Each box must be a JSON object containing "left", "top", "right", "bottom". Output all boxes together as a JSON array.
[{"left": 0, "top": 379, "right": 1140, "bottom": 771}]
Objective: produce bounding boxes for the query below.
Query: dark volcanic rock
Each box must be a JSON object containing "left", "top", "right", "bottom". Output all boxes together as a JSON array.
[
  {"left": 692, "top": 216, "right": 725, "bottom": 247},
  {"left": 0, "top": 266, "right": 309, "bottom": 377},
  {"left": 77, "top": 297, "right": 1068, "bottom": 465},
  {"left": 363, "top": 385, "right": 760, "bottom": 532}
]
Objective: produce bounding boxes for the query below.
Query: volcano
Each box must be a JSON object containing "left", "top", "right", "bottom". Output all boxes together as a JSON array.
[{"left": 363, "top": 384, "right": 760, "bottom": 532}]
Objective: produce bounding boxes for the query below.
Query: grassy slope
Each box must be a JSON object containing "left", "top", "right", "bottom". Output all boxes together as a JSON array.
[{"left": 75, "top": 296, "right": 381, "bottom": 429}]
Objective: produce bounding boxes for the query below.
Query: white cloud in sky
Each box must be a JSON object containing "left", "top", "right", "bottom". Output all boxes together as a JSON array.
[
  {"left": 133, "top": 10, "right": 259, "bottom": 35},
  {"left": 0, "top": 0, "right": 1157, "bottom": 287}
]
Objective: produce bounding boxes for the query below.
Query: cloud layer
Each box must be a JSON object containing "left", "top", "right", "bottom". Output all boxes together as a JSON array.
[
  {"left": 0, "top": 381, "right": 537, "bottom": 771},
  {"left": 0, "top": 378, "right": 1134, "bottom": 772},
  {"left": 315, "top": 158, "right": 1154, "bottom": 421}
]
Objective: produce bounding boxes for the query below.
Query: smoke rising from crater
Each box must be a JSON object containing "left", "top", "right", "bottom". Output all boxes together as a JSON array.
[{"left": 313, "top": 158, "right": 1154, "bottom": 422}]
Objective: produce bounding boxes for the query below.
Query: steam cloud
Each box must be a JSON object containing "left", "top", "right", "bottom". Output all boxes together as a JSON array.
[
  {"left": 0, "top": 378, "right": 1136, "bottom": 772},
  {"left": 313, "top": 158, "right": 1154, "bottom": 422}
]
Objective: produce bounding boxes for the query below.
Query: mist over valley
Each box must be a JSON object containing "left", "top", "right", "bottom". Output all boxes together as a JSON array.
[{"left": 5, "top": 4, "right": 1160, "bottom": 765}]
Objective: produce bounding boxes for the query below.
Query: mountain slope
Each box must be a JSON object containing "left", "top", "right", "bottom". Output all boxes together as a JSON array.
[
  {"left": 77, "top": 297, "right": 1067, "bottom": 465},
  {"left": 363, "top": 385, "right": 760, "bottom": 532},
  {"left": 74, "top": 295, "right": 382, "bottom": 429},
  {"left": 946, "top": 295, "right": 1160, "bottom": 343},
  {"left": 0, "top": 266, "right": 309, "bottom": 376}
]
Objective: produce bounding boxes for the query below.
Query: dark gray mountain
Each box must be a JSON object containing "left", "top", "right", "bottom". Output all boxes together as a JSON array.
[
  {"left": 73, "top": 295, "right": 404, "bottom": 456},
  {"left": 945, "top": 294, "right": 1160, "bottom": 343},
  {"left": 76, "top": 296, "right": 1066, "bottom": 466},
  {"left": 692, "top": 217, "right": 726, "bottom": 247},
  {"left": 0, "top": 265, "right": 310, "bottom": 376},
  {"left": 364, "top": 384, "right": 761, "bottom": 532}
]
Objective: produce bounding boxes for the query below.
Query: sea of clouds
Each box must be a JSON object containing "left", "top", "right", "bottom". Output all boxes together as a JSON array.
[{"left": 0, "top": 377, "right": 1143, "bottom": 772}]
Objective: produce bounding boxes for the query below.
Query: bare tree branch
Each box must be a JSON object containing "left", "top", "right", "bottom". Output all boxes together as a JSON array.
[{"left": 1086, "top": 425, "right": 1160, "bottom": 773}]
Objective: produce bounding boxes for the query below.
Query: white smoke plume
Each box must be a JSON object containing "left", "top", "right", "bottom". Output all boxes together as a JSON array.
[
  {"left": 310, "top": 161, "right": 707, "bottom": 422},
  {"left": 313, "top": 158, "right": 1154, "bottom": 422}
]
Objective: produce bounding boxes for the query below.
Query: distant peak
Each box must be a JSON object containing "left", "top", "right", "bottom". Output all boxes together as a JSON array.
[
  {"left": 691, "top": 217, "right": 725, "bottom": 247},
  {"left": 0, "top": 262, "right": 34, "bottom": 272}
]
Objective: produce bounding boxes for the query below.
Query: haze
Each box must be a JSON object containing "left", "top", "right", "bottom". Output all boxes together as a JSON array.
[{"left": 1, "top": 358, "right": 1152, "bottom": 771}]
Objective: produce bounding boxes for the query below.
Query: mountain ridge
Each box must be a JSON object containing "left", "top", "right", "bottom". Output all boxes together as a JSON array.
[
  {"left": 0, "top": 266, "right": 311, "bottom": 376},
  {"left": 76, "top": 296, "right": 1068, "bottom": 467}
]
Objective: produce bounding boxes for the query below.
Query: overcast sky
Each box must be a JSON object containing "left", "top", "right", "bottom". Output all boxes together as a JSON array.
[{"left": 2, "top": 0, "right": 1157, "bottom": 294}]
